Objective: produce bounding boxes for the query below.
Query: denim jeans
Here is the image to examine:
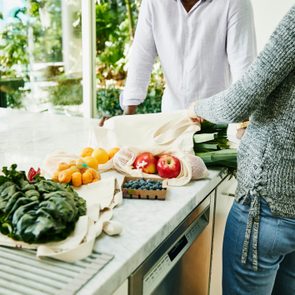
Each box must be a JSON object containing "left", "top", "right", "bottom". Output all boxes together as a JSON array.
[{"left": 222, "top": 199, "right": 295, "bottom": 295}]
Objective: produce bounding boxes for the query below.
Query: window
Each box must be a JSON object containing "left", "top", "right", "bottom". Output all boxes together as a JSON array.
[
  {"left": 0, "top": 0, "right": 163, "bottom": 118},
  {"left": 0, "top": 0, "right": 83, "bottom": 116}
]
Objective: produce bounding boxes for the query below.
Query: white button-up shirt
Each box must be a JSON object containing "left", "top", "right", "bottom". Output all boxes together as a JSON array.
[{"left": 122, "top": 0, "right": 257, "bottom": 112}]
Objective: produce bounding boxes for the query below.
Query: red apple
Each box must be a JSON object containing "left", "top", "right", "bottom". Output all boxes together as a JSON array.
[
  {"left": 133, "top": 152, "right": 157, "bottom": 174},
  {"left": 157, "top": 154, "right": 181, "bottom": 178}
]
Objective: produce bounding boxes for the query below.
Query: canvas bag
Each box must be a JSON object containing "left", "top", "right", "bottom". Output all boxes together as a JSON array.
[
  {"left": 90, "top": 110, "right": 201, "bottom": 153},
  {"left": 88, "top": 111, "right": 208, "bottom": 184}
]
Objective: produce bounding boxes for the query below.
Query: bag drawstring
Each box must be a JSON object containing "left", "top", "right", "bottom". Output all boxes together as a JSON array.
[{"left": 241, "top": 194, "right": 261, "bottom": 271}]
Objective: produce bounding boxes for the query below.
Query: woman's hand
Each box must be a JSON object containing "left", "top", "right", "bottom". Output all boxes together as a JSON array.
[
  {"left": 187, "top": 102, "right": 204, "bottom": 123},
  {"left": 191, "top": 117, "right": 204, "bottom": 123},
  {"left": 236, "top": 121, "right": 249, "bottom": 139}
]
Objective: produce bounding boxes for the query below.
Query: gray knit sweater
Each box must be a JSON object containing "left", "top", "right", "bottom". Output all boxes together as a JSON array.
[{"left": 194, "top": 6, "right": 295, "bottom": 269}]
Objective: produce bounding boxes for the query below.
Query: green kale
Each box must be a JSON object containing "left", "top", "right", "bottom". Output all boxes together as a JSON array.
[{"left": 0, "top": 165, "right": 86, "bottom": 243}]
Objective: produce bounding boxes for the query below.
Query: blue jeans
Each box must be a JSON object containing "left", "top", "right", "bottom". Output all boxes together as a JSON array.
[{"left": 222, "top": 199, "right": 295, "bottom": 295}]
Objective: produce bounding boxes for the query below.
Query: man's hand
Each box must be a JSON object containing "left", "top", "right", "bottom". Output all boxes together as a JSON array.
[
  {"left": 98, "top": 105, "right": 138, "bottom": 127},
  {"left": 123, "top": 105, "right": 137, "bottom": 115},
  {"left": 98, "top": 116, "right": 110, "bottom": 127}
]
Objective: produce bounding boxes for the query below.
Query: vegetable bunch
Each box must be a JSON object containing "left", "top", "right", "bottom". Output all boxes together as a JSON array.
[
  {"left": 0, "top": 164, "right": 86, "bottom": 244},
  {"left": 193, "top": 121, "right": 237, "bottom": 169}
]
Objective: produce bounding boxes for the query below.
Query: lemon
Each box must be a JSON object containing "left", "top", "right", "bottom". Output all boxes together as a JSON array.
[
  {"left": 92, "top": 148, "right": 109, "bottom": 164},
  {"left": 108, "top": 147, "right": 120, "bottom": 159},
  {"left": 80, "top": 147, "right": 94, "bottom": 157},
  {"left": 81, "top": 156, "right": 98, "bottom": 169}
]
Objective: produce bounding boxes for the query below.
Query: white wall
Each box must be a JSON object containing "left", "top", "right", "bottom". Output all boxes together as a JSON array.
[{"left": 251, "top": 0, "right": 294, "bottom": 53}]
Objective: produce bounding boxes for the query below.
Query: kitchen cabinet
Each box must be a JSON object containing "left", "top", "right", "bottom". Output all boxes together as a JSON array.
[
  {"left": 210, "top": 176, "right": 237, "bottom": 295},
  {"left": 177, "top": 190, "right": 215, "bottom": 295},
  {"left": 113, "top": 280, "right": 128, "bottom": 295}
]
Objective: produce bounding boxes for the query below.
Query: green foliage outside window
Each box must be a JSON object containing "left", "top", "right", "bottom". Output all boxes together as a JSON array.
[
  {"left": 0, "top": 0, "right": 164, "bottom": 114},
  {"left": 0, "top": 0, "right": 63, "bottom": 108},
  {"left": 0, "top": 9, "right": 29, "bottom": 79},
  {"left": 95, "top": 0, "right": 138, "bottom": 87},
  {"left": 95, "top": 0, "right": 164, "bottom": 116},
  {"left": 96, "top": 87, "right": 162, "bottom": 118},
  {"left": 0, "top": 0, "right": 62, "bottom": 78},
  {"left": 47, "top": 77, "right": 83, "bottom": 106},
  {"left": 29, "top": 0, "right": 63, "bottom": 63}
]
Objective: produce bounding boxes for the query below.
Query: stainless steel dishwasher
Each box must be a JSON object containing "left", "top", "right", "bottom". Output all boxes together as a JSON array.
[{"left": 129, "top": 191, "right": 215, "bottom": 295}]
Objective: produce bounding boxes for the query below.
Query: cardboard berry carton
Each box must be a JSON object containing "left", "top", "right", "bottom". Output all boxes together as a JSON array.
[{"left": 122, "top": 176, "right": 168, "bottom": 200}]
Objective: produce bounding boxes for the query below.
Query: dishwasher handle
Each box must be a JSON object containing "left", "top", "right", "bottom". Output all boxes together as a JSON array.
[{"left": 168, "top": 235, "right": 188, "bottom": 262}]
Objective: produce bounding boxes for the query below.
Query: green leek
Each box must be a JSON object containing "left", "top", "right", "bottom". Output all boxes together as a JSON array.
[{"left": 194, "top": 122, "right": 237, "bottom": 169}]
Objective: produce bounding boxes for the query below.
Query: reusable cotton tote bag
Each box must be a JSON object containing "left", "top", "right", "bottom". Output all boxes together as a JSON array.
[
  {"left": 89, "top": 111, "right": 208, "bottom": 183},
  {"left": 90, "top": 110, "right": 200, "bottom": 153}
]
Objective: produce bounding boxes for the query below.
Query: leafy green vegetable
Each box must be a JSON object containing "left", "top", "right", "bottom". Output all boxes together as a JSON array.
[
  {"left": 194, "top": 122, "right": 237, "bottom": 169},
  {"left": 0, "top": 165, "right": 86, "bottom": 244}
]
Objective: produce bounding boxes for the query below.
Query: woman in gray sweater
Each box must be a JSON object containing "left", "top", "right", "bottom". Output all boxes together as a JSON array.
[{"left": 189, "top": 5, "right": 295, "bottom": 295}]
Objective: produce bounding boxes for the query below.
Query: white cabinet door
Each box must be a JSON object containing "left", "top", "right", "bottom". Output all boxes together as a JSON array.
[
  {"left": 210, "top": 176, "right": 237, "bottom": 295},
  {"left": 113, "top": 280, "right": 128, "bottom": 295}
]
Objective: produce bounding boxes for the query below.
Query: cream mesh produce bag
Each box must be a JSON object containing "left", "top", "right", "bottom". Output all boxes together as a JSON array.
[{"left": 112, "top": 146, "right": 208, "bottom": 186}]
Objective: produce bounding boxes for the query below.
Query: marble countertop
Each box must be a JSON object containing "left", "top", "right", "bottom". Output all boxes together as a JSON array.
[{"left": 0, "top": 108, "right": 226, "bottom": 295}]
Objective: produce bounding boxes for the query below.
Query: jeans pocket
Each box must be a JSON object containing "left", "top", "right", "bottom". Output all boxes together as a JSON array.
[
  {"left": 259, "top": 217, "right": 279, "bottom": 258},
  {"left": 272, "top": 217, "right": 295, "bottom": 255}
]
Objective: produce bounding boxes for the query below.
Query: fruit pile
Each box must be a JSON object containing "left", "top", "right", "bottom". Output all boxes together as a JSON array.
[
  {"left": 123, "top": 179, "right": 165, "bottom": 191},
  {"left": 52, "top": 161, "right": 100, "bottom": 187},
  {"left": 51, "top": 146, "right": 120, "bottom": 187},
  {"left": 133, "top": 152, "right": 181, "bottom": 179},
  {"left": 80, "top": 146, "right": 120, "bottom": 169}
]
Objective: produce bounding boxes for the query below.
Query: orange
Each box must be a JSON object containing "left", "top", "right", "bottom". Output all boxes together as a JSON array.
[
  {"left": 108, "top": 147, "right": 120, "bottom": 159},
  {"left": 81, "top": 156, "right": 98, "bottom": 169},
  {"left": 71, "top": 171, "right": 82, "bottom": 187},
  {"left": 84, "top": 168, "right": 101, "bottom": 182},
  {"left": 92, "top": 148, "right": 109, "bottom": 164},
  {"left": 80, "top": 147, "right": 94, "bottom": 157},
  {"left": 92, "top": 172, "right": 101, "bottom": 182},
  {"left": 82, "top": 170, "right": 93, "bottom": 184},
  {"left": 57, "top": 162, "right": 70, "bottom": 171}
]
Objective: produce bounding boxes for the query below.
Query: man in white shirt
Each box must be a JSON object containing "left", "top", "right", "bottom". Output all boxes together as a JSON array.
[{"left": 121, "top": 0, "right": 257, "bottom": 115}]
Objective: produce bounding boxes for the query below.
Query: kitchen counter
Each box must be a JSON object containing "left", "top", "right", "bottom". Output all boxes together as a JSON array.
[{"left": 0, "top": 108, "right": 226, "bottom": 294}]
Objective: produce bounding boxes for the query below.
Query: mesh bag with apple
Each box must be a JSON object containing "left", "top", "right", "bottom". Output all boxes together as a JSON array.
[{"left": 112, "top": 147, "right": 208, "bottom": 186}]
